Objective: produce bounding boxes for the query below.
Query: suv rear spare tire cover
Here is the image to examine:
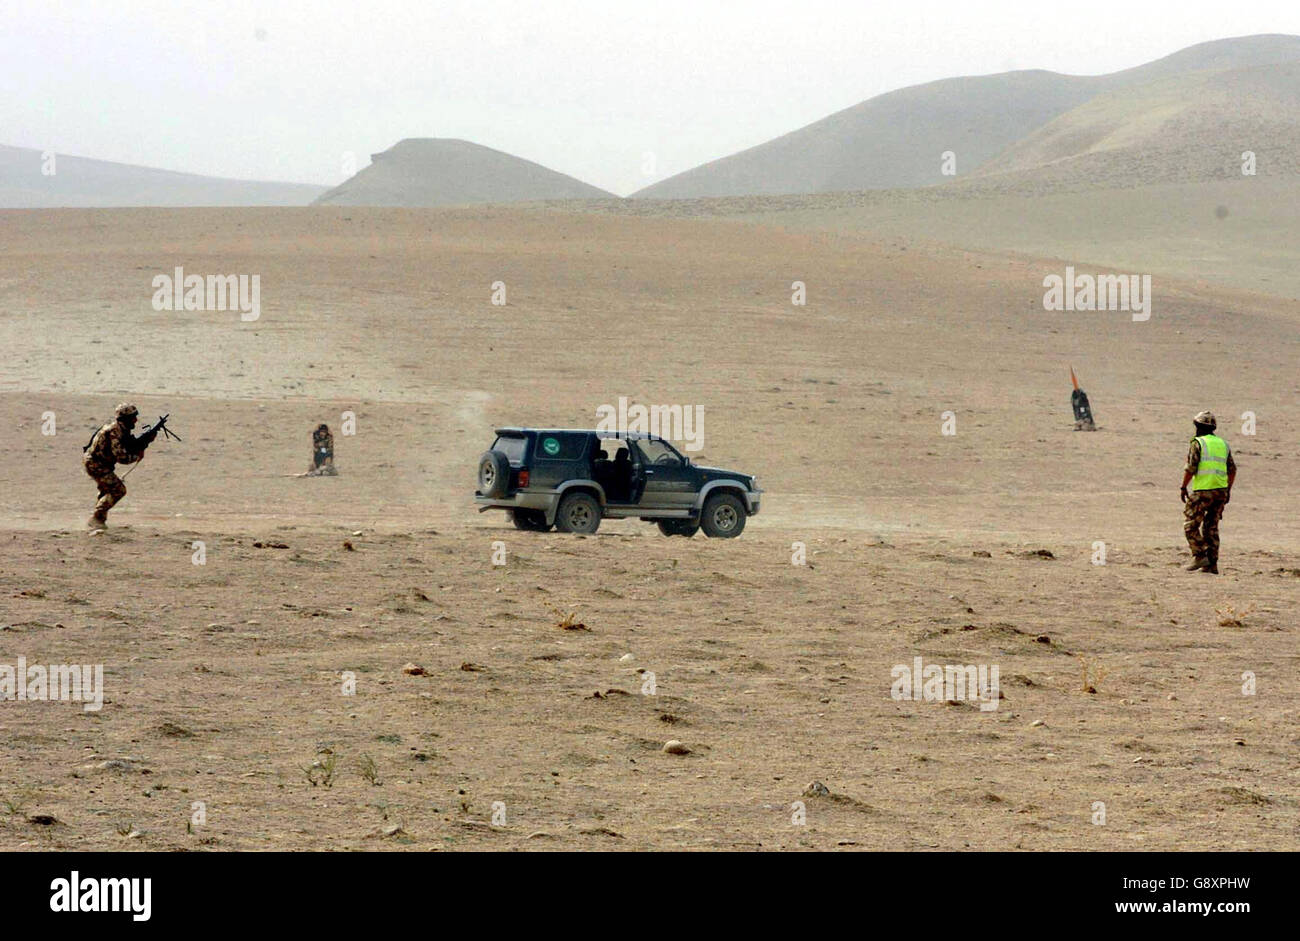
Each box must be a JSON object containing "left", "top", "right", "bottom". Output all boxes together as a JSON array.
[{"left": 478, "top": 450, "right": 510, "bottom": 498}]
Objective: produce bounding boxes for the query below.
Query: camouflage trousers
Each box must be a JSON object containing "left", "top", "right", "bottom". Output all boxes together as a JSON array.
[
  {"left": 86, "top": 465, "right": 126, "bottom": 519},
  {"left": 1184, "top": 489, "right": 1229, "bottom": 561}
]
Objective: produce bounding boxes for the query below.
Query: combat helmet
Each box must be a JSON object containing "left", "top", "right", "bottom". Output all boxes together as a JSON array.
[{"left": 1193, "top": 409, "right": 1216, "bottom": 430}]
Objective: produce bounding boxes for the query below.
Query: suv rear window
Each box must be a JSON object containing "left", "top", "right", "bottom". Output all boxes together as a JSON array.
[
  {"left": 534, "top": 433, "right": 587, "bottom": 461},
  {"left": 492, "top": 435, "right": 528, "bottom": 464}
]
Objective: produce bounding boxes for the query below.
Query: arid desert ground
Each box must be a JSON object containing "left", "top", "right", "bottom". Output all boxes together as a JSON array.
[{"left": 1, "top": 206, "right": 1297, "bottom": 850}]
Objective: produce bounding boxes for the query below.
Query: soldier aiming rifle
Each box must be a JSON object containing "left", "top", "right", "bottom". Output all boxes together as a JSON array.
[{"left": 81, "top": 404, "right": 179, "bottom": 529}]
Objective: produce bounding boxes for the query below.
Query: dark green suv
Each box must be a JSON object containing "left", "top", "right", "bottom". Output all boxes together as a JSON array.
[{"left": 475, "top": 428, "right": 761, "bottom": 537}]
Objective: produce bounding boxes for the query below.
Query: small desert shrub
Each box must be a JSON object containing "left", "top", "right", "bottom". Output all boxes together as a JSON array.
[
  {"left": 303, "top": 752, "right": 338, "bottom": 788},
  {"left": 547, "top": 603, "right": 589, "bottom": 631},
  {"left": 1215, "top": 602, "right": 1256, "bottom": 628},
  {"left": 1078, "top": 656, "right": 1108, "bottom": 694},
  {"left": 0, "top": 788, "right": 38, "bottom": 817}
]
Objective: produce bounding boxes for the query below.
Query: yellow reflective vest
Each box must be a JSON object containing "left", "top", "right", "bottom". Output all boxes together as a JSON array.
[{"left": 1192, "top": 434, "right": 1229, "bottom": 491}]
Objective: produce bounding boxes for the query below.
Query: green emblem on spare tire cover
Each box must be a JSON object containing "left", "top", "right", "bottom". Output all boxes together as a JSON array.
[{"left": 541, "top": 436, "right": 560, "bottom": 456}]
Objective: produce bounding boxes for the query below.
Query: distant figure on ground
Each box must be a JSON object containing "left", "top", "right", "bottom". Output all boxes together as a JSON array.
[
  {"left": 82, "top": 403, "right": 159, "bottom": 529},
  {"left": 1070, "top": 366, "right": 1095, "bottom": 431},
  {"left": 309, "top": 424, "right": 337, "bottom": 476},
  {"left": 1180, "top": 410, "right": 1235, "bottom": 574}
]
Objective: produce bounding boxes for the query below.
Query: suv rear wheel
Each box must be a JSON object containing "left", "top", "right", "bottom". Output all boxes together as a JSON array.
[
  {"left": 555, "top": 492, "right": 601, "bottom": 534},
  {"left": 657, "top": 519, "right": 700, "bottom": 537},
  {"left": 701, "top": 492, "right": 746, "bottom": 538},
  {"left": 478, "top": 450, "right": 510, "bottom": 498},
  {"left": 511, "top": 509, "right": 553, "bottom": 532}
]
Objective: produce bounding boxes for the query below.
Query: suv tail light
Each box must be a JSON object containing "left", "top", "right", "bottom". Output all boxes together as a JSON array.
[{"left": 518, "top": 469, "right": 529, "bottom": 488}]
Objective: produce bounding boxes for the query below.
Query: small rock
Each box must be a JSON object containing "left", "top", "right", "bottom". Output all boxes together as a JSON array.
[
  {"left": 401, "top": 663, "right": 427, "bottom": 676},
  {"left": 803, "top": 781, "right": 831, "bottom": 797},
  {"left": 1029, "top": 720, "right": 1045, "bottom": 728},
  {"left": 662, "top": 740, "right": 691, "bottom": 755}
]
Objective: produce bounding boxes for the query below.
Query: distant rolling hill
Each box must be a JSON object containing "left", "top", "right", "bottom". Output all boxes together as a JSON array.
[
  {"left": 0, "top": 144, "right": 324, "bottom": 207},
  {"left": 966, "top": 60, "right": 1300, "bottom": 189},
  {"left": 634, "top": 34, "right": 1300, "bottom": 199},
  {"left": 314, "top": 138, "right": 614, "bottom": 207}
]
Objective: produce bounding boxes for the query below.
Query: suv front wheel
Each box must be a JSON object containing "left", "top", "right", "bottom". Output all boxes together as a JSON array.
[
  {"left": 701, "top": 492, "right": 746, "bottom": 538},
  {"left": 555, "top": 492, "right": 601, "bottom": 534}
]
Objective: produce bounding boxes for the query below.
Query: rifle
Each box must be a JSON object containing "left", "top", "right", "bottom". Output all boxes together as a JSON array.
[
  {"left": 143, "top": 414, "right": 182, "bottom": 443},
  {"left": 120, "top": 415, "right": 180, "bottom": 480}
]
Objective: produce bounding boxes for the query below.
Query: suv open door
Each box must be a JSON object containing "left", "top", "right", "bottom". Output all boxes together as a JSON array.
[{"left": 630, "top": 437, "right": 695, "bottom": 509}]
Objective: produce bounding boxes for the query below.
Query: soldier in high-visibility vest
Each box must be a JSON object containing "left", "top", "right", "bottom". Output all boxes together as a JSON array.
[{"left": 1180, "top": 410, "right": 1236, "bottom": 574}]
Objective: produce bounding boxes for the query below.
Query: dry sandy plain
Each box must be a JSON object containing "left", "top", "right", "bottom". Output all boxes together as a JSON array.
[{"left": 0, "top": 206, "right": 1297, "bottom": 850}]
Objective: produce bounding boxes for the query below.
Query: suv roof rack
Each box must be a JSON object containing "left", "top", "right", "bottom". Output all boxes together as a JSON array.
[{"left": 494, "top": 427, "right": 667, "bottom": 441}]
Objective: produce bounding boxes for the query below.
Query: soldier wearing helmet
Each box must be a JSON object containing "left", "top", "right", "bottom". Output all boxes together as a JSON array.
[
  {"left": 81, "top": 403, "right": 161, "bottom": 529},
  {"left": 1180, "top": 410, "right": 1236, "bottom": 574},
  {"left": 307, "top": 423, "right": 337, "bottom": 476}
]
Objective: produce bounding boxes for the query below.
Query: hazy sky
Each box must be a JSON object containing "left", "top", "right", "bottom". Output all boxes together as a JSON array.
[{"left": 4, "top": 0, "right": 1299, "bottom": 195}]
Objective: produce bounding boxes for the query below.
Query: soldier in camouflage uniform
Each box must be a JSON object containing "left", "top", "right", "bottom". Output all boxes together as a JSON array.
[
  {"left": 308, "top": 424, "right": 337, "bottom": 476},
  {"left": 82, "top": 403, "right": 160, "bottom": 529},
  {"left": 1180, "top": 410, "right": 1236, "bottom": 574}
]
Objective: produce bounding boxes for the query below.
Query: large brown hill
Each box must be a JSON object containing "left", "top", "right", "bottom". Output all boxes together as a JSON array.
[
  {"left": 0, "top": 144, "right": 324, "bottom": 207},
  {"left": 633, "top": 34, "right": 1300, "bottom": 198},
  {"left": 314, "top": 138, "right": 613, "bottom": 207}
]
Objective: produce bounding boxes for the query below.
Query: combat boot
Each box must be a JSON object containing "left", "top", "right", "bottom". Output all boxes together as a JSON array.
[
  {"left": 1203, "top": 554, "right": 1219, "bottom": 575},
  {"left": 87, "top": 512, "right": 107, "bottom": 531},
  {"left": 1185, "top": 555, "right": 1208, "bottom": 571}
]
